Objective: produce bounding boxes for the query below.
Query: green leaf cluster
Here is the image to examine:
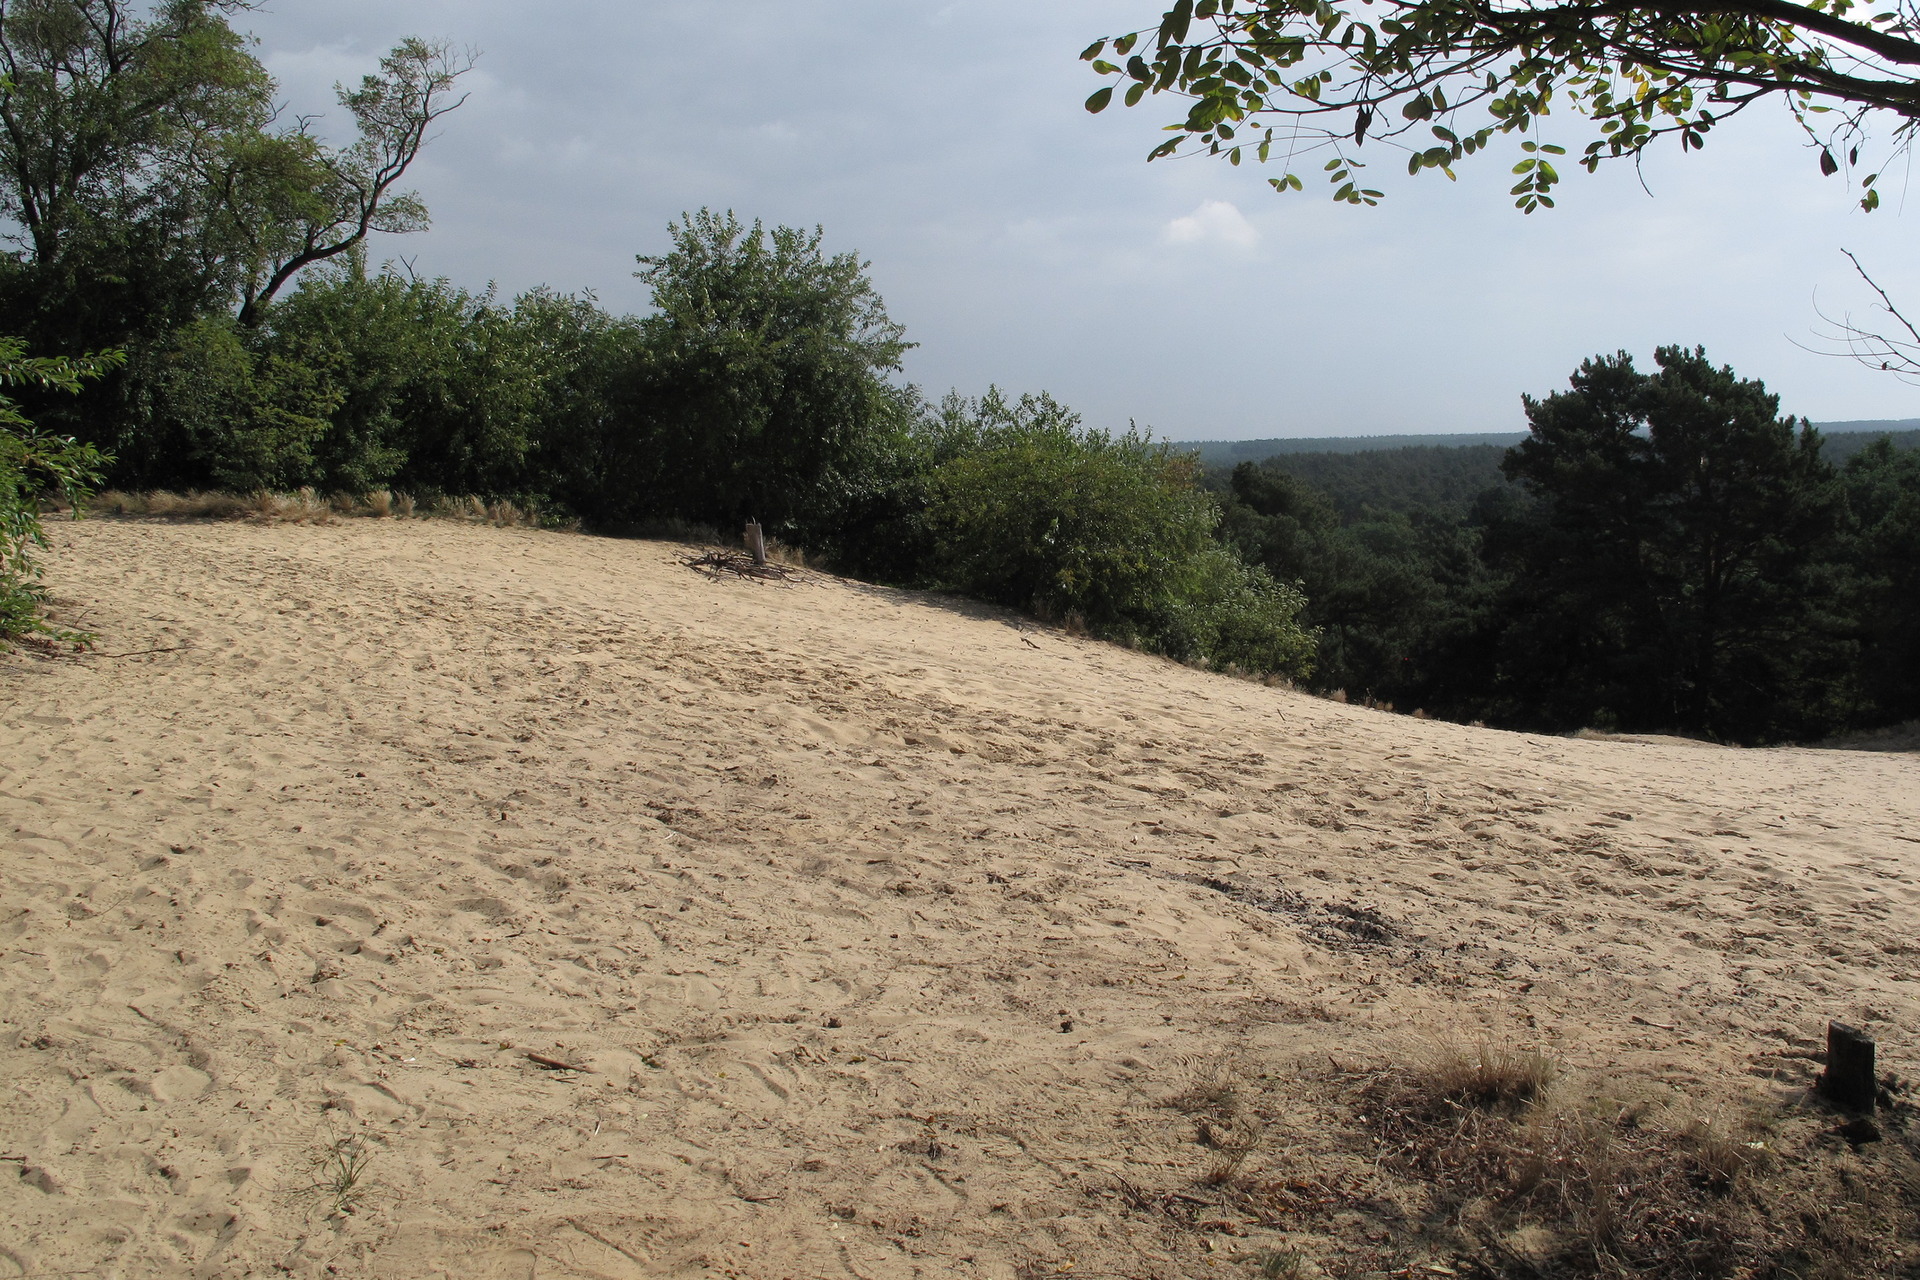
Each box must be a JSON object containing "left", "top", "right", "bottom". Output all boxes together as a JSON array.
[
  {"left": 1083, "top": 0, "right": 1917, "bottom": 211},
  {"left": 0, "top": 336, "right": 120, "bottom": 642},
  {"left": 925, "top": 389, "right": 1316, "bottom": 676}
]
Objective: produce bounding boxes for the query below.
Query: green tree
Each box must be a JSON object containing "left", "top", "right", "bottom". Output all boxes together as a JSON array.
[
  {"left": 227, "top": 38, "right": 472, "bottom": 328},
  {"left": 1082, "top": 0, "right": 1919, "bottom": 211},
  {"left": 0, "top": 4, "right": 469, "bottom": 480},
  {"left": 620, "top": 209, "right": 917, "bottom": 542},
  {"left": 513, "top": 287, "right": 649, "bottom": 522},
  {"left": 1217, "top": 458, "right": 1499, "bottom": 700},
  {"left": 928, "top": 389, "right": 1316, "bottom": 676},
  {"left": 1489, "top": 346, "right": 1844, "bottom": 740},
  {"left": 0, "top": 0, "right": 275, "bottom": 350},
  {"left": 0, "top": 335, "right": 119, "bottom": 641},
  {"left": 1839, "top": 437, "right": 1920, "bottom": 723}
]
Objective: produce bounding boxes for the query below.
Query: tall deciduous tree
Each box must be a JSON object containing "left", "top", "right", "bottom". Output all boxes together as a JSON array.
[
  {"left": 1082, "top": 0, "right": 1920, "bottom": 211},
  {"left": 0, "top": 2, "right": 469, "bottom": 348},
  {"left": 0, "top": 0, "right": 273, "bottom": 345},
  {"left": 229, "top": 37, "right": 472, "bottom": 327},
  {"left": 622, "top": 209, "right": 916, "bottom": 540}
]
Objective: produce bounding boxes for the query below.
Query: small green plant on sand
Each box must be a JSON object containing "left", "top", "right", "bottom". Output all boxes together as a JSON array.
[
  {"left": 1253, "top": 1248, "right": 1304, "bottom": 1279},
  {"left": 307, "top": 1135, "right": 376, "bottom": 1216},
  {"left": 0, "top": 337, "right": 121, "bottom": 645}
]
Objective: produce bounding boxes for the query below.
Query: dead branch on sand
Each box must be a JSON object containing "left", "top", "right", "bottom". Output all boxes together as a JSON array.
[{"left": 680, "top": 550, "right": 801, "bottom": 583}]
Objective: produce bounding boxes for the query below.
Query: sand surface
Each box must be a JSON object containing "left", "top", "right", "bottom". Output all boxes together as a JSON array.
[{"left": 3, "top": 517, "right": 1917, "bottom": 1279}]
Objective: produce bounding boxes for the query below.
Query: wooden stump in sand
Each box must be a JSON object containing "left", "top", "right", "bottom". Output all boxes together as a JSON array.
[
  {"left": 744, "top": 521, "right": 767, "bottom": 566},
  {"left": 1822, "top": 1021, "right": 1877, "bottom": 1111}
]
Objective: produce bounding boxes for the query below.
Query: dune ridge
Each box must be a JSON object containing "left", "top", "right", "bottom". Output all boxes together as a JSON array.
[{"left": 3, "top": 518, "right": 1917, "bottom": 1279}]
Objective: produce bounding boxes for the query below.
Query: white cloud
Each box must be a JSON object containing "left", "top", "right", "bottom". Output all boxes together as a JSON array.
[{"left": 1164, "top": 200, "right": 1259, "bottom": 250}]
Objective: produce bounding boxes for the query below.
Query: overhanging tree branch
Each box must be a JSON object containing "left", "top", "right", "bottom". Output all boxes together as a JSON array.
[{"left": 1084, "top": 0, "right": 1920, "bottom": 210}]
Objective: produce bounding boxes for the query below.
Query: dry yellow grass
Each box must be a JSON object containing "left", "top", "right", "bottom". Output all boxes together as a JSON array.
[{"left": 90, "top": 487, "right": 546, "bottom": 527}]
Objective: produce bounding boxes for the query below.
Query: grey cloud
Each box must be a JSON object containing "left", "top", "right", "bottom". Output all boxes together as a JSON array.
[{"left": 241, "top": 0, "right": 1920, "bottom": 439}]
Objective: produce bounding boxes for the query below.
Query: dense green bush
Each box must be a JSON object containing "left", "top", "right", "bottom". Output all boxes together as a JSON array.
[
  {"left": 118, "top": 260, "right": 605, "bottom": 507},
  {"left": 143, "top": 317, "right": 338, "bottom": 492},
  {"left": 927, "top": 390, "right": 1315, "bottom": 676},
  {"left": 0, "top": 339, "right": 120, "bottom": 642},
  {"left": 608, "top": 209, "right": 917, "bottom": 542}
]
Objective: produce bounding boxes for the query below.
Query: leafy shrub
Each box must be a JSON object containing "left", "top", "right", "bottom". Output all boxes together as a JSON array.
[
  {"left": 612, "top": 209, "right": 916, "bottom": 542},
  {"left": 926, "top": 390, "right": 1314, "bottom": 676},
  {"left": 146, "top": 317, "right": 338, "bottom": 491},
  {"left": 242, "top": 262, "right": 550, "bottom": 501},
  {"left": 0, "top": 338, "right": 120, "bottom": 642}
]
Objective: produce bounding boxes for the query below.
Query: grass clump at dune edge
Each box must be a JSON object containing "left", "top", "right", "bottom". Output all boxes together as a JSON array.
[
  {"left": 91, "top": 488, "right": 566, "bottom": 529},
  {"left": 1114, "top": 1044, "right": 1920, "bottom": 1279}
]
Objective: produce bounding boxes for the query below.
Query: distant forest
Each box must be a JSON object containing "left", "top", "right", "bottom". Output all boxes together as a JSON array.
[
  {"left": 1203, "top": 407, "right": 1920, "bottom": 743},
  {"left": 1201, "top": 430, "right": 1920, "bottom": 520},
  {"left": 1185, "top": 424, "right": 1920, "bottom": 468}
]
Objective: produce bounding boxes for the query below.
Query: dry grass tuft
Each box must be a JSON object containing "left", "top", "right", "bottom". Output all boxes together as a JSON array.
[
  {"left": 1678, "top": 1116, "right": 1770, "bottom": 1193},
  {"left": 764, "top": 539, "right": 807, "bottom": 567},
  {"left": 1108, "top": 1044, "right": 1919, "bottom": 1280},
  {"left": 1161, "top": 1057, "right": 1243, "bottom": 1118},
  {"left": 92, "top": 490, "right": 142, "bottom": 515},
  {"left": 1350, "top": 1053, "right": 1919, "bottom": 1278},
  {"left": 429, "top": 494, "right": 544, "bottom": 528},
  {"left": 1251, "top": 1249, "right": 1304, "bottom": 1279},
  {"left": 90, "top": 488, "right": 546, "bottom": 528},
  {"left": 97, "top": 489, "right": 257, "bottom": 520},
  {"left": 621, "top": 516, "right": 726, "bottom": 546},
  {"left": 1423, "top": 1042, "right": 1558, "bottom": 1114},
  {"left": 1817, "top": 718, "right": 1920, "bottom": 752}
]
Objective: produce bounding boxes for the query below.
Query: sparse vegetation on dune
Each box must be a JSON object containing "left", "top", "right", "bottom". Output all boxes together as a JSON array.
[
  {"left": 89, "top": 487, "right": 547, "bottom": 528},
  {"left": 1114, "top": 1042, "right": 1920, "bottom": 1279},
  {"left": 7, "top": 515, "right": 1918, "bottom": 1277}
]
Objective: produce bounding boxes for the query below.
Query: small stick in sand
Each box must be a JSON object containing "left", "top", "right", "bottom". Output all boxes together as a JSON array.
[{"left": 527, "top": 1052, "right": 592, "bottom": 1073}]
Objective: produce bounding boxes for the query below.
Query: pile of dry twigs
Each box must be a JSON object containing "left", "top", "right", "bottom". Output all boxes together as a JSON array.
[{"left": 680, "top": 550, "right": 800, "bottom": 582}]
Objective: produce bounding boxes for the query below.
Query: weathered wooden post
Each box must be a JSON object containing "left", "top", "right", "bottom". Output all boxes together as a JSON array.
[
  {"left": 1821, "top": 1021, "right": 1877, "bottom": 1111},
  {"left": 744, "top": 520, "right": 767, "bottom": 566}
]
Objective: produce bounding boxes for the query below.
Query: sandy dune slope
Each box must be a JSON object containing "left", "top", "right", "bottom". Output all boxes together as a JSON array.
[{"left": 2, "top": 518, "right": 1917, "bottom": 1279}]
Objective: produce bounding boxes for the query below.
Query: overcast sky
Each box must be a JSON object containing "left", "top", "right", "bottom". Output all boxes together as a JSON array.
[{"left": 241, "top": 0, "right": 1920, "bottom": 440}]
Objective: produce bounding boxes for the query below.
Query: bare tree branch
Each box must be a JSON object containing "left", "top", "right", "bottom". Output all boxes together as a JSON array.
[
  {"left": 1804, "top": 250, "right": 1920, "bottom": 385},
  {"left": 234, "top": 38, "right": 474, "bottom": 326}
]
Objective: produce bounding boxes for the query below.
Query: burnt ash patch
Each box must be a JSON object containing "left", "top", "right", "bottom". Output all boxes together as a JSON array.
[{"left": 1182, "top": 873, "right": 1401, "bottom": 949}]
